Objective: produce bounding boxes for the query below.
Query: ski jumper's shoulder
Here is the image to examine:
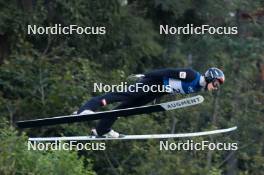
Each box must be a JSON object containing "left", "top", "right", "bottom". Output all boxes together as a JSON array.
[{"left": 144, "top": 68, "right": 198, "bottom": 82}]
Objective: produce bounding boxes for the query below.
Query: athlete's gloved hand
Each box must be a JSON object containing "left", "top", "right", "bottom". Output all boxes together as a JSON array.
[{"left": 127, "top": 74, "right": 145, "bottom": 81}]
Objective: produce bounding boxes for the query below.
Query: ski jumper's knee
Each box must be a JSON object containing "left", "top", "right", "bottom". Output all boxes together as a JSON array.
[{"left": 78, "top": 96, "right": 107, "bottom": 113}]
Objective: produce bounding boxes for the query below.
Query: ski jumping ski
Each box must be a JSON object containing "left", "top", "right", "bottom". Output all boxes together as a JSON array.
[
  {"left": 17, "top": 95, "right": 204, "bottom": 128},
  {"left": 28, "top": 126, "right": 237, "bottom": 141}
]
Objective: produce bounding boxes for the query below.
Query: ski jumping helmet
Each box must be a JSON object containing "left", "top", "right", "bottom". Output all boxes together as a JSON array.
[{"left": 204, "top": 67, "right": 225, "bottom": 84}]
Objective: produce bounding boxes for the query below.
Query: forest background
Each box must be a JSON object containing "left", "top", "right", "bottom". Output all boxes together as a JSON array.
[{"left": 0, "top": 0, "right": 263, "bottom": 175}]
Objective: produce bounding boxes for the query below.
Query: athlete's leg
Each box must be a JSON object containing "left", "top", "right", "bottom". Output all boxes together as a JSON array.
[
  {"left": 77, "top": 92, "right": 135, "bottom": 113},
  {"left": 95, "top": 93, "right": 163, "bottom": 135},
  {"left": 78, "top": 77, "right": 163, "bottom": 113},
  {"left": 79, "top": 77, "right": 166, "bottom": 135}
]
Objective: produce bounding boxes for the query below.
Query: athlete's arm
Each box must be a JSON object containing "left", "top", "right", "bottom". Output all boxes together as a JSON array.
[{"left": 144, "top": 68, "right": 197, "bottom": 82}]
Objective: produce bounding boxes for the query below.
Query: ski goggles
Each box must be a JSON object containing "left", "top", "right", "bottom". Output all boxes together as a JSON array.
[{"left": 212, "top": 79, "right": 220, "bottom": 88}]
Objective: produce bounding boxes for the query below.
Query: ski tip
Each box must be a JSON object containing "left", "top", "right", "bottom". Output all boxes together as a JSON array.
[
  {"left": 196, "top": 95, "right": 204, "bottom": 102},
  {"left": 230, "top": 126, "right": 238, "bottom": 131}
]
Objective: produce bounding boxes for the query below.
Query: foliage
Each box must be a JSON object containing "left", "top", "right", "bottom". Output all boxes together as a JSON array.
[
  {"left": 0, "top": 123, "right": 96, "bottom": 175},
  {"left": 0, "top": 0, "right": 263, "bottom": 174}
]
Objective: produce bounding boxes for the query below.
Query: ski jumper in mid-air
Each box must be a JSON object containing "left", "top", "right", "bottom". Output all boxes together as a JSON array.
[{"left": 77, "top": 67, "right": 225, "bottom": 138}]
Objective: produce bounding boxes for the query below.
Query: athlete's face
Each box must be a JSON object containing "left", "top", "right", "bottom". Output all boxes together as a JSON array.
[{"left": 207, "top": 80, "right": 220, "bottom": 91}]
